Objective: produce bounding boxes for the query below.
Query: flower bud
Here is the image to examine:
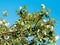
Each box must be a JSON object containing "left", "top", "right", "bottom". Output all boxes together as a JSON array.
[
  {"left": 41, "top": 4, "right": 45, "bottom": 9},
  {"left": 20, "top": 6, "right": 22, "bottom": 10}
]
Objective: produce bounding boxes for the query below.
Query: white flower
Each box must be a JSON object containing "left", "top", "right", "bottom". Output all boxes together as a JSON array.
[
  {"left": 41, "top": 23, "right": 44, "bottom": 26},
  {"left": 49, "top": 40, "right": 53, "bottom": 43},
  {"left": 2, "top": 10, "right": 7, "bottom": 16},
  {"left": 20, "top": 6, "right": 22, "bottom": 10},
  {"left": 5, "top": 36, "right": 9, "bottom": 40},
  {"left": 55, "top": 36, "right": 59, "bottom": 40},
  {"left": 43, "top": 38, "right": 46, "bottom": 40},
  {"left": 44, "top": 32, "right": 47, "bottom": 35},
  {"left": 43, "top": 19, "right": 47, "bottom": 22},
  {"left": 37, "top": 29, "right": 40, "bottom": 32},
  {"left": 51, "top": 26, "right": 54, "bottom": 30},
  {"left": 40, "top": 39, "right": 42, "bottom": 41},
  {"left": 2, "top": 19, "right": 6, "bottom": 23},
  {"left": 9, "top": 29, "right": 13, "bottom": 32},
  {"left": 46, "top": 25, "right": 54, "bottom": 30},
  {"left": 27, "top": 25, "right": 30, "bottom": 29},
  {"left": 29, "top": 33, "right": 31, "bottom": 36},
  {"left": 0, "top": 21, "right": 3, "bottom": 25},
  {"left": 46, "top": 12, "right": 49, "bottom": 14},
  {"left": 5, "top": 23, "right": 10, "bottom": 27},
  {"left": 46, "top": 25, "right": 50, "bottom": 28},
  {"left": 0, "top": 37, "right": 2, "bottom": 39},
  {"left": 41, "top": 4, "right": 45, "bottom": 8},
  {"left": 14, "top": 24, "right": 16, "bottom": 27},
  {"left": 21, "top": 22, "right": 24, "bottom": 26}
]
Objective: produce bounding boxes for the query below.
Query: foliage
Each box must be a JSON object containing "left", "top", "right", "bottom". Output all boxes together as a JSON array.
[{"left": 0, "top": 4, "right": 57, "bottom": 45}]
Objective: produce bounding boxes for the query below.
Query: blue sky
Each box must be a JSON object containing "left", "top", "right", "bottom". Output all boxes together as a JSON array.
[{"left": 0, "top": 0, "right": 60, "bottom": 45}]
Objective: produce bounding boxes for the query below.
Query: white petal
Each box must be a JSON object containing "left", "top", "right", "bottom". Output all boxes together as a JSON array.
[
  {"left": 5, "top": 36, "right": 9, "bottom": 39},
  {"left": 21, "top": 22, "right": 24, "bottom": 26},
  {"left": 46, "top": 25, "right": 50, "bottom": 28},
  {"left": 37, "top": 29, "right": 40, "bottom": 32},
  {"left": 14, "top": 24, "right": 16, "bottom": 27},
  {"left": 49, "top": 40, "right": 53, "bottom": 43},
  {"left": 46, "top": 12, "right": 49, "bottom": 14},
  {"left": 41, "top": 4, "right": 45, "bottom": 8},
  {"left": 0, "top": 21, "right": 3, "bottom": 25},
  {"left": 43, "top": 38, "right": 46, "bottom": 40},
  {"left": 5, "top": 23, "right": 10, "bottom": 27},
  {"left": 41, "top": 23, "right": 44, "bottom": 26},
  {"left": 0, "top": 37, "right": 2, "bottom": 39},
  {"left": 44, "top": 32, "right": 47, "bottom": 35},
  {"left": 20, "top": 6, "right": 22, "bottom": 10},
  {"left": 40, "top": 39, "right": 42, "bottom": 41},
  {"left": 51, "top": 26, "right": 54, "bottom": 30},
  {"left": 55, "top": 36, "right": 59, "bottom": 40},
  {"left": 9, "top": 29, "right": 13, "bottom": 32},
  {"left": 28, "top": 25, "right": 30, "bottom": 29},
  {"left": 43, "top": 19, "right": 47, "bottom": 22}
]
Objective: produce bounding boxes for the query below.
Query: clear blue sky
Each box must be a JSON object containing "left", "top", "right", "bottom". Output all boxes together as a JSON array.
[{"left": 0, "top": 0, "right": 60, "bottom": 45}]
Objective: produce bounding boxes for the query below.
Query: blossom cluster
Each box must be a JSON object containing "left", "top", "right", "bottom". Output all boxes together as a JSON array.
[{"left": 0, "top": 4, "right": 59, "bottom": 45}]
